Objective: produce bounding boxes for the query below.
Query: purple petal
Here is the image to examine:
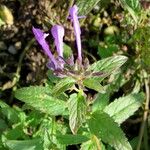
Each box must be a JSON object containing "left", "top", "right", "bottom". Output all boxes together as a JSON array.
[
  {"left": 51, "top": 25, "right": 64, "bottom": 57},
  {"left": 47, "top": 60, "right": 55, "bottom": 70},
  {"left": 32, "top": 26, "right": 57, "bottom": 67},
  {"left": 69, "top": 5, "right": 82, "bottom": 63}
]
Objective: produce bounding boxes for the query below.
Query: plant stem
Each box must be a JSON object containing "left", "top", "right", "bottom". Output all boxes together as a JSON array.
[
  {"left": 9, "top": 38, "right": 35, "bottom": 103},
  {"left": 143, "top": 123, "right": 149, "bottom": 150},
  {"left": 136, "top": 72, "right": 149, "bottom": 150},
  {"left": 92, "top": 135, "right": 101, "bottom": 150}
]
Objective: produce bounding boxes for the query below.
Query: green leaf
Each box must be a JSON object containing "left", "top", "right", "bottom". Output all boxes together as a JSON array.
[
  {"left": 5, "top": 139, "right": 43, "bottom": 150},
  {"left": 0, "top": 118, "right": 8, "bottom": 131},
  {"left": 80, "top": 138, "right": 106, "bottom": 150},
  {"left": 0, "top": 100, "right": 20, "bottom": 124},
  {"left": 51, "top": 77, "right": 75, "bottom": 96},
  {"left": 104, "top": 93, "right": 144, "bottom": 124},
  {"left": 56, "top": 134, "right": 88, "bottom": 145},
  {"left": 63, "top": 43, "right": 73, "bottom": 59},
  {"left": 4, "top": 125, "right": 27, "bottom": 140},
  {"left": 88, "top": 55, "right": 127, "bottom": 73},
  {"left": 76, "top": 0, "right": 102, "bottom": 15},
  {"left": 68, "top": 92, "right": 87, "bottom": 134},
  {"left": 83, "top": 78, "right": 105, "bottom": 92},
  {"left": 121, "top": 0, "right": 141, "bottom": 12},
  {"left": 88, "top": 111, "right": 132, "bottom": 150},
  {"left": 92, "top": 93, "right": 109, "bottom": 112},
  {"left": 86, "top": 55, "right": 127, "bottom": 83},
  {"left": 15, "top": 86, "right": 67, "bottom": 116},
  {"left": 80, "top": 140, "right": 98, "bottom": 150},
  {"left": 120, "top": 0, "right": 141, "bottom": 23}
]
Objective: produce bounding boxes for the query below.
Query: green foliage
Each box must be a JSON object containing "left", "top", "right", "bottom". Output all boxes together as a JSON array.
[
  {"left": 104, "top": 93, "right": 144, "bottom": 124},
  {"left": 63, "top": 43, "right": 73, "bottom": 59},
  {"left": 98, "top": 35, "right": 119, "bottom": 58},
  {"left": 121, "top": 0, "right": 141, "bottom": 12},
  {"left": 56, "top": 134, "right": 89, "bottom": 145},
  {"left": 51, "top": 77, "right": 75, "bottom": 96},
  {"left": 76, "top": 0, "right": 102, "bottom": 15},
  {"left": 92, "top": 92, "right": 109, "bottom": 111},
  {"left": 120, "top": 0, "right": 141, "bottom": 23},
  {"left": 1, "top": 0, "right": 149, "bottom": 149},
  {"left": 88, "top": 111, "right": 132, "bottom": 150},
  {"left": 87, "top": 55, "right": 127, "bottom": 82},
  {"left": 83, "top": 78, "right": 105, "bottom": 92},
  {"left": 80, "top": 138, "right": 105, "bottom": 150},
  {"left": 5, "top": 139, "right": 43, "bottom": 150},
  {"left": 129, "top": 27, "right": 150, "bottom": 67},
  {"left": 68, "top": 92, "right": 87, "bottom": 134},
  {"left": 15, "top": 86, "right": 67, "bottom": 116}
]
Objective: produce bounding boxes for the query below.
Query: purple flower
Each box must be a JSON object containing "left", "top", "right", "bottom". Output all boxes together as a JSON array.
[
  {"left": 32, "top": 5, "right": 86, "bottom": 77},
  {"left": 69, "top": 5, "right": 82, "bottom": 63},
  {"left": 32, "top": 27, "right": 57, "bottom": 69},
  {"left": 51, "top": 25, "right": 64, "bottom": 58}
]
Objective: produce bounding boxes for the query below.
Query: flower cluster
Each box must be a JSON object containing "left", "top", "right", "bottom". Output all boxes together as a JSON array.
[{"left": 32, "top": 5, "right": 84, "bottom": 77}]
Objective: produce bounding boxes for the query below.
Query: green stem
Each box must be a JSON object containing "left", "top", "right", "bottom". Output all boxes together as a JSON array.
[
  {"left": 9, "top": 38, "right": 35, "bottom": 103},
  {"left": 136, "top": 71, "right": 150, "bottom": 150},
  {"left": 92, "top": 135, "right": 101, "bottom": 150},
  {"left": 143, "top": 123, "right": 149, "bottom": 150}
]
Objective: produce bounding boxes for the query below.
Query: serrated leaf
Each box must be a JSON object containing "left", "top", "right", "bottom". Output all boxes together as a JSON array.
[
  {"left": 86, "top": 55, "right": 127, "bottom": 83},
  {"left": 88, "top": 111, "right": 132, "bottom": 150},
  {"left": 92, "top": 93, "right": 109, "bottom": 112},
  {"left": 120, "top": 0, "right": 141, "bottom": 23},
  {"left": 51, "top": 77, "right": 75, "bottom": 96},
  {"left": 121, "top": 0, "right": 141, "bottom": 12},
  {"left": 0, "top": 100, "right": 20, "bottom": 124},
  {"left": 76, "top": 0, "right": 102, "bottom": 15},
  {"left": 83, "top": 78, "right": 105, "bottom": 92},
  {"left": 56, "top": 134, "right": 88, "bottom": 145},
  {"left": 15, "top": 86, "right": 67, "bottom": 116},
  {"left": 5, "top": 139, "right": 43, "bottom": 150},
  {"left": 104, "top": 93, "right": 144, "bottom": 124},
  {"left": 68, "top": 92, "right": 87, "bottom": 134},
  {"left": 88, "top": 55, "right": 127, "bottom": 73}
]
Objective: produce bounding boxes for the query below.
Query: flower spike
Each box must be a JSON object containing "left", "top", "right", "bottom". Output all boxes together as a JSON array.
[
  {"left": 51, "top": 25, "right": 64, "bottom": 58},
  {"left": 69, "top": 5, "right": 82, "bottom": 63},
  {"left": 32, "top": 26, "right": 57, "bottom": 69}
]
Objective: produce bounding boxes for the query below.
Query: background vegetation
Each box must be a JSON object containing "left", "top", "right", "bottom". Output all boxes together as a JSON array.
[{"left": 0, "top": 0, "right": 150, "bottom": 150}]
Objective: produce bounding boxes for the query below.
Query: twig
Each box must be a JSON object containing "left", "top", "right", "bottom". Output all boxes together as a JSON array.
[
  {"left": 136, "top": 72, "right": 149, "bottom": 150},
  {"left": 83, "top": 49, "right": 97, "bottom": 62},
  {"left": 9, "top": 38, "right": 35, "bottom": 103}
]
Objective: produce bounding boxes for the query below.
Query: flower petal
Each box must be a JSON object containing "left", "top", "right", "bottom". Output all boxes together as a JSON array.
[
  {"left": 32, "top": 26, "right": 57, "bottom": 66},
  {"left": 69, "top": 5, "right": 82, "bottom": 63},
  {"left": 51, "top": 25, "right": 64, "bottom": 57}
]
